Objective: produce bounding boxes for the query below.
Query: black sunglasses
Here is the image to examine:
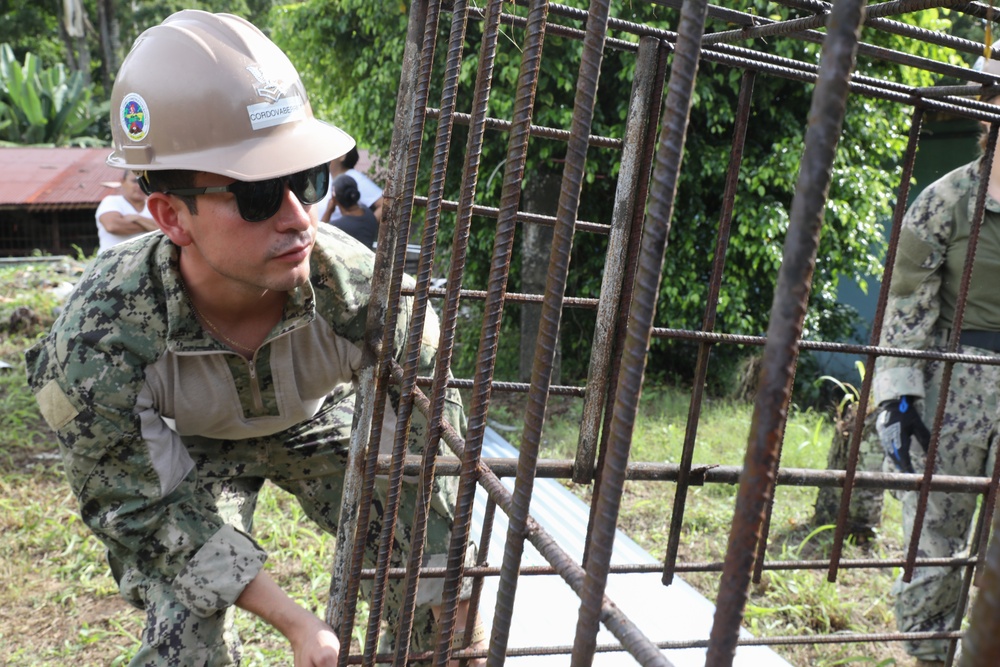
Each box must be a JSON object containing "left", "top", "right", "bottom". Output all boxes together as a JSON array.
[{"left": 159, "top": 164, "right": 330, "bottom": 222}]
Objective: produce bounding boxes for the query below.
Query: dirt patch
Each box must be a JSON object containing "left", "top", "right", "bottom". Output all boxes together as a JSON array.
[{"left": 0, "top": 580, "right": 140, "bottom": 665}]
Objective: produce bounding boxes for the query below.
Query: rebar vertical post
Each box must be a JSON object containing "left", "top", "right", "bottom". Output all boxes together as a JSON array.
[
  {"left": 826, "top": 105, "right": 925, "bottom": 581},
  {"left": 573, "top": 37, "right": 665, "bottom": 485},
  {"left": 662, "top": 68, "right": 755, "bottom": 585},
  {"left": 425, "top": 1, "right": 554, "bottom": 665},
  {"left": 572, "top": 0, "right": 709, "bottom": 660},
  {"left": 707, "top": 0, "right": 866, "bottom": 662},
  {"left": 329, "top": 0, "right": 437, "bottom": 655}
]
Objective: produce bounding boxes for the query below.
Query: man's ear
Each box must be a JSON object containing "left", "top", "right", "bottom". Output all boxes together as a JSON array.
[{"left": 146, "top": 193, "right": 193, "bottom": 247}]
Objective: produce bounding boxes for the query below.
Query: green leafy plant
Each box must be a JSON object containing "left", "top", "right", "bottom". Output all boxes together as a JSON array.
[
  {"left": 816, "top": 359, "right": 867, "bottom": 419},
  {"left": 0, "top": 43, "right": 107, "bottom": 146}
]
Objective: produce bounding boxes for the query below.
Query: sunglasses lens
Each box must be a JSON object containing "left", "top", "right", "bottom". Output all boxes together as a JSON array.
[
  {"left": 232, "top": 178, "right": 284, "bottom": 222},
  {"left": 290, "top": 164, "right": 329, "bottom": 205},
  {"left": 230, "top": 164, "right": 330, "bottom": 222}
]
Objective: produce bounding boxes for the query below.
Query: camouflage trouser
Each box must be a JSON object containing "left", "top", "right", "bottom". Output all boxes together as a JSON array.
[
  {"left": 891, "top": 341, "right": 1000, "bottom": 661},
  {"left": 117, "top": 391, "right": 468, "bottom": 666}
]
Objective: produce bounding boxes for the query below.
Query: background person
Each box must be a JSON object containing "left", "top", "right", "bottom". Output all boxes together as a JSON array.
[
  {"left": 330, "top": 174, "right": 379, "bottom": 248},
  {"left": 26, "top": 10, "right": 483, "bottom": 667},
  {"left": 873, "top": 58, "right": 1000, "bottom": 667},
  {"left": 95, "top": 169, "right": 158, "bottom": 253},
  {"left": 318, "top": 146, "right": 384, "bottom": 224}
]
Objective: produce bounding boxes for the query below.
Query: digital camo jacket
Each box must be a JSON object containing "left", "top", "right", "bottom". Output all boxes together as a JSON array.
[
  {"left": 25, "top": 224, "right": 463, "bottom": 618},
  {"left": 874, "top": 159, "right": 1000, "bottom": 403}
]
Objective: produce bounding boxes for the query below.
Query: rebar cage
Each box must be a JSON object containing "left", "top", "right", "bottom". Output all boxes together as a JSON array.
[{"left": 325, "top": 1, "right": 1000, "bottom": 665}]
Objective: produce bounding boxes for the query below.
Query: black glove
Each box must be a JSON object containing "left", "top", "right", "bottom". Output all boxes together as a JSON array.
[{"left": 875, "top": 395, "right": 931, "bottom": 473}]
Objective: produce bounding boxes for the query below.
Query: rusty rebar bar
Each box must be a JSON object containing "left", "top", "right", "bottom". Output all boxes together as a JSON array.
[
  {"left": 484, "top": 0, "right": 622, "bottom": 661},
  {"left": 776, "top": 0, "right": 998, "bottom": 59},
  {"left": 827, "top": 104, "right": 925, "bottom": 582},
  {"left": 663, "top": 68, "right": 756, "bottom": 586},
  {"left": 433, "top": 0, "right": 552, "bottom": 657},
  {"left": 330, "top": 1, "right": 438, "bottom": 661},
  {"left": 330, "top": 0, "right": 1000, "bottom": 663},
  {"left": 581, "top": 37, "right": 668, "bottom": 567},
  {"left": 362, "top": 552, "right": 985, "bottom": 578},
  {"left": 573, "top": 0, "right": 708, "bottom": 661},
  {"left": 389, "top": 0, "right": 507, "bottom": 661},
  {"left": 394, "top": 360, "right": 672, "bottom": 664},
  {"left": 960, "top": 486, "right": 1000, "bottom": 666},
  {"left": 360, "top": 1, "right": 471, "bottom": 662},
  {"left": 374, "top": 453, "right": 995, "bottom": 494},
  {"left": 707, "top": 0, "right": 865, "bottom": 662},
  {"left": 574, "top": 36, "right": 664, "bottom": 484}
]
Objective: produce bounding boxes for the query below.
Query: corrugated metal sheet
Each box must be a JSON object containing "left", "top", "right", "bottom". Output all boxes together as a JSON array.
[{"left": 0, "top": 147, "right": 119, "bottom": 211}]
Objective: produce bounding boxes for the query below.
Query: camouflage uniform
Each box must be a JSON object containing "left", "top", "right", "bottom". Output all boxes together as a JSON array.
[
  {"left": 25, "top": 225, "right": 470, "bottom": 665},
  {"left": 873, "top": 160, "right": 1000, "bottom": 662}
]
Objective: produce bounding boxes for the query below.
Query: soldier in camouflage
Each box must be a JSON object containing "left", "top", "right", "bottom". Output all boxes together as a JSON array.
[
  {"left": 25, "top": 11, "right": 483, "bottom": 667},
  {"left": 873, "top": 74, "right": 1000, "bottom": 666}
]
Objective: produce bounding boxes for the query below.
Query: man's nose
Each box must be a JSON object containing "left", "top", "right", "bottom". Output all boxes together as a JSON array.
[{"left": 273, "top": 186, "right": 312, "bottom": 230}]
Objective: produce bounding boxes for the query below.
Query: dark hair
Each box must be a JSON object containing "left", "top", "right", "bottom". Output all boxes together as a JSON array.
[
  {"left": 333, "top": 174, "right": 361, "bottom": 208},
  {"left": 142, "top": 170, "right": 198, "bottom": 213},
  {"left": 342, "top": 146, "right": 360, "bottom": 170}
]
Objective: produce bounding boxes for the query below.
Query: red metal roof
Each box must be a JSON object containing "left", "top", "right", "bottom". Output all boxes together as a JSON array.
[{"left": 0, "top": 147, "right": 120, "bottom": 211}]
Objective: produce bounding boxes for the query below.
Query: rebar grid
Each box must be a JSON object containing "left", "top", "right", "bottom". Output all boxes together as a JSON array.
[
  {"left": 328, "top": 0, "right": 438, "bottom": 650},
  {"left": 327, "top": 1, "right": 1000, "bottom": 665}
]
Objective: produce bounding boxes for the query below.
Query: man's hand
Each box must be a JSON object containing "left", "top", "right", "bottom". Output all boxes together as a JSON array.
[
  {"left": 875, "top": 395, "right": 931, "bottom": 473},
  {"left": 289, "top": 617, "right": 340, "bottom": 667},
  {"left": 236, "top": 570, "right": 339, "bottom": 666}
]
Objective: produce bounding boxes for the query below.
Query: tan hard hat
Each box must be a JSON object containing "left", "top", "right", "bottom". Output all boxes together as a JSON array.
[{"left": 107, "top": 10, "right": 354, "bottom": 181}]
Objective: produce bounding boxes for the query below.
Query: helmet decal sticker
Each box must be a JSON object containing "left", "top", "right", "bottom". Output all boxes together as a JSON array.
[
  {"left": 247, "top": 95, "right": 306, "bottom": 131},
  {"left": 245, "top": 65, "right": 305, "bottom": 131},
  {"left": 246, "top": 65, "right": 306, "bottom": 130},
  {"left": 120, "top": 93, "right": 149, "bottom": 142},
  {"left": 246, "top": 66, "right": 287, "bottom": 102}
]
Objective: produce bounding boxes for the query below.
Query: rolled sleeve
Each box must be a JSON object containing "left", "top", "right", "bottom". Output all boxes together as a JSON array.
[
  {"left": 873, "top": 365, "right": 925, "bottom": 404},
  {"left": 173, "top": 524, "right": 268, "bottom": 617}
]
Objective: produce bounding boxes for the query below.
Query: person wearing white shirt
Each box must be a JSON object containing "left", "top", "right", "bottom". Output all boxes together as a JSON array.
[{"left": 95, "top": 170, "right": 158, "bottom": 253}]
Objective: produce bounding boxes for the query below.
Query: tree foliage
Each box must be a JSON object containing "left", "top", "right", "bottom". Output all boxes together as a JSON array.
[
  {"left": 1, "top": 1, "right": 270, "bottom": 97},
  {"left": 270, "top": 0, "right": 410, "bottom": 148},
  {"left": 0, "top": 0, "right": 65, "bottom": 67},
  {"left": 0, "top": 1, "right": 281, "bottom": 146},
  {"left": 0, "top": 43, "right": 106, "bottom": 146},
  {"left": 270, "top": 2, "right": 969, "bottom": 391}
]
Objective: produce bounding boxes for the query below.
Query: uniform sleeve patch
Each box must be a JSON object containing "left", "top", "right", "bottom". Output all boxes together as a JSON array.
[{"left": 36, "top": 379, "right": 79, "bottom": 431}]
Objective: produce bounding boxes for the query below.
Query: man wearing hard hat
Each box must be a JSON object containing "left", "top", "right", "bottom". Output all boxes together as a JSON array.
[{"left": 26, "top": 11, "right": 483, "bottom": 666}]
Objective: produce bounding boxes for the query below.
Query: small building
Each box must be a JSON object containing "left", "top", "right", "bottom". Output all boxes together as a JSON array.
[{"left": 0, "top": 147, "right": 121, "bottom": 257}]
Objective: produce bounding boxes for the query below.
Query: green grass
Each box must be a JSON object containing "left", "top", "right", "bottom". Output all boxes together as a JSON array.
[
  {"left": 528, "top": 389, "right": 909, "bottom": 667},
  {"left": 2, "top": 260, "right": 911, "bottom": 666}
]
